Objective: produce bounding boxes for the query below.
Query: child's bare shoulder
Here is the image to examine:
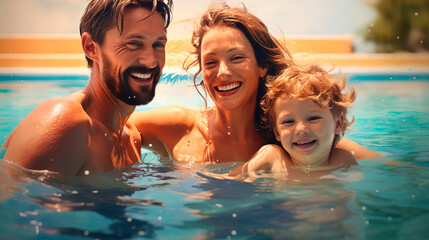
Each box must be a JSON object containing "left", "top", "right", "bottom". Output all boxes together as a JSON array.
[
  {"left": 256, "top": 144, "right": 286, "bottom": 157},
  {"left": 330, "top": 148, "right": 358, "bottom": 166}
]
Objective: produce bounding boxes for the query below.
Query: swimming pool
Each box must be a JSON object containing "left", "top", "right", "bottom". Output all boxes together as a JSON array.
[{"left": 0, "top": 72, "right": 428, "bottom": 239}]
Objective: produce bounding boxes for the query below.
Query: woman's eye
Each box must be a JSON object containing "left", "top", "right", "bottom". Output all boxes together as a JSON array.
[
  {"left": 204, "top": 60, "right": 217, "bottom": 68},
  {"left": 231, "top": 55, "right": 245, "bottom": 62}
]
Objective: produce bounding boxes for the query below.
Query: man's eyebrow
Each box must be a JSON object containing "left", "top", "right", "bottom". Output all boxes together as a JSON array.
[{"left": 124, "top": 34, "right": 167, "bottom": 41}]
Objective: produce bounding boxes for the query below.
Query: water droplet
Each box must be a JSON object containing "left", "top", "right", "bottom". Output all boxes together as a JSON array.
[
  {"left": 414, "top": 12, "right": 419, "bottom": 16},
  {"left": 232, "top": 213, "right": 237, "bottom": 218},
  {"left": 84, "top": 170, "right": 90, "bottom": 176},
  {"left": 231, "top": 230, "right": 237, "bottom": 236},
  {"left": 362, "top": 206, "right": 366, "bottom": 211},
  {"left": 148, "top": 143, "right": 153, "bottom": 148},
  {"left": 397, "top": 36, "right": 400, "bottom": 39}
]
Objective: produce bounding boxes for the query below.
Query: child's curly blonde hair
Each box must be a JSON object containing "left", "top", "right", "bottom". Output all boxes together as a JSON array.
[{"left": 261, "top": 64, "right": 356, "bottom": 143}]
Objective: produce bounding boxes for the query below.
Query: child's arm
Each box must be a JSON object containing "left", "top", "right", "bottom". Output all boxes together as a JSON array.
[
  {"left": 330, "top": 147, "right": 358, "bottom": 166},
  {"left": 228, "top": 144, "right": 290, "bottom": 176}
]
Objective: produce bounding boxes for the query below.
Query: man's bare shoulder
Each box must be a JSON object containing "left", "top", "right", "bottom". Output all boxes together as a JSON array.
[{"left": 3, "top": 98, "right": 91, "bottom": 174}]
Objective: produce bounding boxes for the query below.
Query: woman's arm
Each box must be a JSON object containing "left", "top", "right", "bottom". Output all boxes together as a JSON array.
[
  {"left": 128, "top": 106, "right": 196, "bottom": 158},
  {"left": 337, "top": 137, "right": 382, "bottom": 159}
]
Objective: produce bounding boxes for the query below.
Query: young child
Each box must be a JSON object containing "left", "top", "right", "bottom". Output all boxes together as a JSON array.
[{"left": 229, "top": 64, "right": 358, "bottom": 179}]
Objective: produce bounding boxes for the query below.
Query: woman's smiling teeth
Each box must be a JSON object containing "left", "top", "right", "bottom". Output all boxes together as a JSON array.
[
  {"left": 130, "top": 71, "right": 151, "bottom": 80},
  {"left": 215, "top": 82, "right": 241, "bottom": 92}
]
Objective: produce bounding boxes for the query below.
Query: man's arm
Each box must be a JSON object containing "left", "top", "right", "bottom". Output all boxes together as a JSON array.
[
  {"left": 2, "top": 100, "right": 90, "bottom": 175},
  {"left": 337, "top": 137, "right": 382, "bottom": 159}
]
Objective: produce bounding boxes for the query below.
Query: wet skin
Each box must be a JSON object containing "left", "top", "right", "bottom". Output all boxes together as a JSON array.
[
  {"left": 273, "top": 97, "right": 342, "bottom": 167},
  {"left": 129, "top": 26, "right": 268, "bottom": 163},
  {"left": 2, "top": 7, "right": 166, "bottom": 175}
]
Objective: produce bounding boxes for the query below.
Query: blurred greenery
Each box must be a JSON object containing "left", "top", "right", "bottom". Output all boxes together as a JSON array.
[{"left": 364, "top": 0, "right": 429, "bottom": 52}]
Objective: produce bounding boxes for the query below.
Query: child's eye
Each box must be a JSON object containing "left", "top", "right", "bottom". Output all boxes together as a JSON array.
[
  {"left": 309, "top": 116, "right": 322, "bottom": 122},
  {"left": 281, "top": 119, "right": 295, "bottom": 125}
]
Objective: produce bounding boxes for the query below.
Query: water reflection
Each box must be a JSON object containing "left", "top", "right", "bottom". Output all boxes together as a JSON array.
[{"left": 0, "top": 158, "right": 178, "bottom": 239}]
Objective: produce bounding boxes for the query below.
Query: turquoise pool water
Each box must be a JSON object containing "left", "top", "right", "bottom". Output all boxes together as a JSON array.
[{"left": 0, "top": 72, "right": 428, "bottom": 239}]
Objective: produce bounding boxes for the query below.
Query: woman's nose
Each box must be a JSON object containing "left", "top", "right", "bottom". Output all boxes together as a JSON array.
[{"left": 217, "top": 60, "right": 232, "bottom": 79}]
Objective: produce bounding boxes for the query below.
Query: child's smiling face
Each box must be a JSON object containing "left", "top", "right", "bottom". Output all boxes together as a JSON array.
[{"left": 272, "top": 97, "right": 343, "bottom": 166}]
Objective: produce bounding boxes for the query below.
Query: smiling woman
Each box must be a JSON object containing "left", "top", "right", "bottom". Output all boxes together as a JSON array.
[{"left": 128, "top": 4, "right": 293, "bottom": 163}]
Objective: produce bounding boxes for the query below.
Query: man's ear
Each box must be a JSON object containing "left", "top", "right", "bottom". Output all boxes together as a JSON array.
[
  {"left": 81, "top": 32, "right": 99, "bottom": 64},
  {"left": 334, "top": 112, "right": 345, "bottom": 135}
]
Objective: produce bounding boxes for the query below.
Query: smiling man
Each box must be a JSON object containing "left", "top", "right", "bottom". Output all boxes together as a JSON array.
[{"left": 2, "top": 0, "right": 173, "bottom": 175}]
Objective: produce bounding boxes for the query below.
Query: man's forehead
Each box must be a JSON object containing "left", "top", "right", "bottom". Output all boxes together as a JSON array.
[{"left": 121, "top": 7, "right": 166, "bottom": 34}]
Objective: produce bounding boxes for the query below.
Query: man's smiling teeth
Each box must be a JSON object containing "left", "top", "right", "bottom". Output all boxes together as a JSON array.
[
  {"left": 130, "top": 72, "right": 151, "bottom": 80},
  {"left": 216, "top": 83, "right": 240, "bottom": 92}
]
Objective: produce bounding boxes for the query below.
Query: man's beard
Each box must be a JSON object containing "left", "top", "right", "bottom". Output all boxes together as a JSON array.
[{"left": 102, "top": 56, "right": 161, "bottom": 106}]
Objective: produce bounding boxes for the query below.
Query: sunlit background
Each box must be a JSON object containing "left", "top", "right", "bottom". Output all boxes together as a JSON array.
[{"left": 1, "top": 0, "right": 427, "bottom": 53}]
